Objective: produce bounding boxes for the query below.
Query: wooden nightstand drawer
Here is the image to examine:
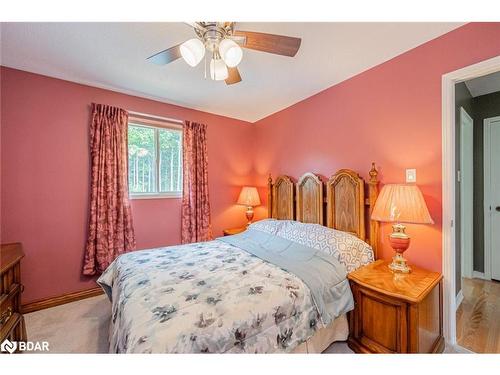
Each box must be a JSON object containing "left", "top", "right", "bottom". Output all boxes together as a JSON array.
[
  {"left": 347, "top": 260, "right": 444, "bottom": 354},
  {"left": 351, "top": 284, "right": 408, "bottom": 353}
]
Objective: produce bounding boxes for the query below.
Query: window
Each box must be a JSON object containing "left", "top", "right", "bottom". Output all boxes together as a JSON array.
[{"left": 128, "top": 120, "right": 182, "bottom": 198}]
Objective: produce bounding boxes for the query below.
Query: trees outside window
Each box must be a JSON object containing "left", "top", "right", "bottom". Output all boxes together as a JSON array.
[{"left": 128, "top": 122, "right": 182, "bottom": 198}]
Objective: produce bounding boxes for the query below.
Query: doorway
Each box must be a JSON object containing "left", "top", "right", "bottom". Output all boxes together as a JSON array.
[
  {"left": 442, "top": 55, "right": 500, "bottom": 353},
  {"left": 445, "top": 59, "right": 500, "bottom": 353}
]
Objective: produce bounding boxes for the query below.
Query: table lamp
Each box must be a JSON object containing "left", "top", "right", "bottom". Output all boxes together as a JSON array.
[
  {"left": 371, "top": 184, "right": 434, "bottom": 273},
  {"left": 237, "top": 186, "right": 261, "bottom": 226}
]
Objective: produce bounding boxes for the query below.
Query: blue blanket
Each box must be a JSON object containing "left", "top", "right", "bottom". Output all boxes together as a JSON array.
[{"left": 219, "top": 229, "right": 354, "bottom": 325}]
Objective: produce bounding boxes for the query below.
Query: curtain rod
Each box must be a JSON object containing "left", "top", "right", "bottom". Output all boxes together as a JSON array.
[{"left": 128, "top": 110, "right": 184, "bottom": 125}]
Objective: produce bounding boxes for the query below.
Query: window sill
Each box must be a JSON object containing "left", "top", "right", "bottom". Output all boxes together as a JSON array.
[{"left": 130, "top": 193, "right": 182, "bottom": 200}]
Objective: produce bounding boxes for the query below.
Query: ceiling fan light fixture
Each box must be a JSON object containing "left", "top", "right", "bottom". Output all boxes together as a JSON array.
[
  {"left": 180, "top": 38, "right": 205, "bottom": 67},
  {"left": 219, "top": 38, "right": 243, "bottom": 68},
  {"left": 148, "top": 22, "right": 303, "bottom": 86},
  {"left": 210, "top": 57, "right": 228, "bottom": 81}
]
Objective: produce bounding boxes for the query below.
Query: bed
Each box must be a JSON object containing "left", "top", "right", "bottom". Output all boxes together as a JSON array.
[{"left": 98, "top": 164, "right": 380, "bottom": 353}]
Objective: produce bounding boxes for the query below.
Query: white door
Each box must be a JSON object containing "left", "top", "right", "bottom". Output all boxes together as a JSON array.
[
  {"left": 460, "top": 108, "right": 474, "bottom": 279},
  {"left": 485, "top": 116, "right": 500, "bottom": 281}
]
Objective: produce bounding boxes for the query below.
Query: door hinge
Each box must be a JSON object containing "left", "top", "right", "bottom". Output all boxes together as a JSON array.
[
  {"left": 451, "top": 219, "right": 454, "bottom": 228},
  {"left": 457, "top": 170, "right": 461, "bottom": 183}
]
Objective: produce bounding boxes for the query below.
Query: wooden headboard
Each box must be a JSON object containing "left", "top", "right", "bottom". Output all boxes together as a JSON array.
[
  {"left": 296, "top": 173, "right": 324, "bottom": 224},
  {"left": 267, "top": 163, "right": 379, "bottom": 258},
  {"left": 270, "top": 175, "right": 295, "bottom": 220}
]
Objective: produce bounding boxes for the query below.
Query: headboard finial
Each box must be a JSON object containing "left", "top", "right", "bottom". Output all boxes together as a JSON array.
[
  {"left": 267, "top": 174, "right": 273, "bottom": 217},
  {"left": 367, "top": 162, "right": 379, "bottom": 259},
  {"left": 369, "top": 162, "right": 378, "bottom": 184}
]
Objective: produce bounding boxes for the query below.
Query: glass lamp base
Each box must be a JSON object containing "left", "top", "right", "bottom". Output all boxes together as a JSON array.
[
  {"left": 245, "top": 206, "right": 254, "bottom": 226},
  {"left": 388, "top": 253, "right": 411, "bottom": 273}
]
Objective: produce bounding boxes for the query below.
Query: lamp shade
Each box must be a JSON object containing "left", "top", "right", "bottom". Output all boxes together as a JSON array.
[
  {"left": 219, "top": 38, "right": 243, "bottom": 67},
  {"left": 371, "top": 184, "right": 434, "bottom": 224},
  {"left": 180, "top": 38, "right": 205, "bottom": 67},
  {"left": 237, "top": 187, "right": 261, "bottom": 207},
  {"left": 210, "top": 57, "right": 228, "bottom": 80}
]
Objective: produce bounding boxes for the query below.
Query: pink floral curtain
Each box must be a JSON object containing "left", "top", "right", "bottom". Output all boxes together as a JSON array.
[
  {"left": 83, "top": 103, "right": 136, "bottom": 275},
  {"left": 181, "top": 121, "right": 212, "bottom": 243}
]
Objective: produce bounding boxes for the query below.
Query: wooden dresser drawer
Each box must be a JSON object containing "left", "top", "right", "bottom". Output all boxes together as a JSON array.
[
  {"left": 0, "top": 283, "right": 22, "bottom": 328},
  {"left": 1, "top": 243, "right": 27, "bottom": 344},
  {"left": 0, "top": 312, "right": 22, "bottom": 340}
]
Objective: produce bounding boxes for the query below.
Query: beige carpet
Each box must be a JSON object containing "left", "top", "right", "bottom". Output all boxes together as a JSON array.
[
  {"left": 25, "top": 295, "right": 463, "bottom": 354},
  {"left": 25, "top": 295, "right": 111, "bottom": 353}
]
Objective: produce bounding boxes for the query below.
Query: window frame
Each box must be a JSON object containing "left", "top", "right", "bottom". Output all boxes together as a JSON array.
[{"left": 128, "top": 118, "right": 183, "bottom": 200}]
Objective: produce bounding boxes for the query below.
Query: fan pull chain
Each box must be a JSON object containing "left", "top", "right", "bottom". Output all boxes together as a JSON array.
[{"left": 204, "top": 50, "right": 207, "bottom": 79}]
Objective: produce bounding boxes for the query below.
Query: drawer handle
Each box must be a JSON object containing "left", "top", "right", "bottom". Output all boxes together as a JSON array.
[{"left": 0, "top": 307, "right": 13, "bottom": 325}]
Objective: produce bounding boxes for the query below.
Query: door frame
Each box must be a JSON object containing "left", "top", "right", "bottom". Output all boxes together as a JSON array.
[
  {"left": 484, "top": 116, "right": 500, "bottom": 281},
  {"left": 460, "top": 107, "right": 474, "bottom": 279},
  {"left": 442, "top": 54, "right": 500, "bottom": 346}
]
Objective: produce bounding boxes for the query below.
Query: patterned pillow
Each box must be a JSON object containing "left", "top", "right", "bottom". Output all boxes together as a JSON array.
[
  {"left": 248, "top": 219, "right": 283, "bottom": 235},
  {"left": 276, "top": 221, "right": 374, "bottom": 272}
]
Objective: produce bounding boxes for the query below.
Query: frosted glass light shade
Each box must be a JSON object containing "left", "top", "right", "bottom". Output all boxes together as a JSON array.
[
  {"left": 210, "top": 58, "right": 228, "bottom": 80},
  {"left": 219, "top": 39, "right": 243, "bottom": 67},
  {"left": 180, "top": 38, "right": 205, "bottom": 67},
  {"left": 371, "top": 184, "right": 434, "bottom": 224},
  {"left": 237, "top": 187, "right": 261, "bottom": 207}
]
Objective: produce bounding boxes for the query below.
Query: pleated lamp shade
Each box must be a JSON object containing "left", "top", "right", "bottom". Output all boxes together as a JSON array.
[
  {"left": 371, "top": 184, "right": 434, "bottom": 224},
  {"left": 237, "top": 187, "right": 261, "bottom": 207}
]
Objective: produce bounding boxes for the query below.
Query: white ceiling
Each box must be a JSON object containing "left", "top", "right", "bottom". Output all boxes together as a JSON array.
[
  {"left": 465, "top": 70, "right": 500, "bottom": 97},
  {"left": 1, "top": 22, "right": 464, "bottom": 122}
]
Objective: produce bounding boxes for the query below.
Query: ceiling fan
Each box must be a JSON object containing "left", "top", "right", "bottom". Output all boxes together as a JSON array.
[{"left": 147, "top": 22, "right": 302, "bottom": 85}]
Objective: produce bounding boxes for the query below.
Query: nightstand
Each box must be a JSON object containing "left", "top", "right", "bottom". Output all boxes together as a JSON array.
[
  {"left": 347, "top": 259, "right": 444, "bottom": 353},
  {"left": 222, "top": 227, "right": 247, "bottom": 236}
]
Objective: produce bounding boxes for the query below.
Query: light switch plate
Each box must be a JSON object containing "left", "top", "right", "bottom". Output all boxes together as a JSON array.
[{"left": 406, "top": 169, "right": 417, "bottom": 183}]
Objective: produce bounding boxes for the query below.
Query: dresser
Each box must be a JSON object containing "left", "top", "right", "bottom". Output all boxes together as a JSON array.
[
  {"left": 347, "top": 260, "right": 444, "bottom": 353},
  {"left": 1, "top": 243, "right": 27, "bottom": 347}
]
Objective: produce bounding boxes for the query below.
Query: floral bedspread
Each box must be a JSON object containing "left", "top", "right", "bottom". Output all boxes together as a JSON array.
[{"left": 98, "top": 239, "right": 342, "bottom": 353}]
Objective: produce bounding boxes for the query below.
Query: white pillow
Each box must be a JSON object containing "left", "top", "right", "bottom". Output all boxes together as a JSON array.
[
  {"left": 276, "top": 221, "right": 374, "bottom": 272},
  {"left": 248, "top": 218, "right": 283, "bottom": 235}
]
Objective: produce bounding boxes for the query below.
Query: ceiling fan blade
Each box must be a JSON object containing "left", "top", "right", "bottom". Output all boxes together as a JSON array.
[
  {"left": 232, "top": 30, "right": 301, "bottom": 57},
  {"left": 147, "top": 44, "right": 182, "bottom": 65},
  {"left": 230, "top": 35, "right": 246, "bottom": 45},
  {"left": 225, "top": 67, "right": 242, "bottom": 85},
  {"left": 184, "top": 22, "right": 206, "bottom": 32}
]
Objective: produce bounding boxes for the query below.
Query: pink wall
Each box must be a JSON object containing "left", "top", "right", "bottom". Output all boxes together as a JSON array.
[
  {"left": 253, "top": 23, "right": 500, "bottom": 272},
  {"left": 0, "top": 67, "right": 254, "bottom": 303}
]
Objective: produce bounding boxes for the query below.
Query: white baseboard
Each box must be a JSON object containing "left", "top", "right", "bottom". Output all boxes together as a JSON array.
[
  {"left": 455, "top": 289, "right": 464, "bottom": 311},
  {"left": 472, "top": 271, "right": 485, "bottom": 279}
]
